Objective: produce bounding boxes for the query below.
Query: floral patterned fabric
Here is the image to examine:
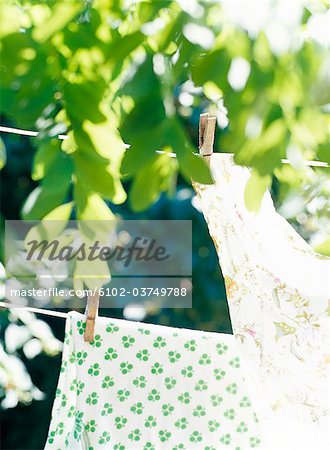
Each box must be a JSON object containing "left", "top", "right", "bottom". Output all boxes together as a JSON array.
[
  {"left": 45, "top": 311, "right": 262, "bottom": 450},
  {"left": 193, "top": 153, "right": 330, "bottom": 450}
]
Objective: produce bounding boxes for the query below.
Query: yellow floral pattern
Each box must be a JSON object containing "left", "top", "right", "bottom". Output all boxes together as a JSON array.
[{"left": 193, "top": 153, "right": 330, "bottom": 450}]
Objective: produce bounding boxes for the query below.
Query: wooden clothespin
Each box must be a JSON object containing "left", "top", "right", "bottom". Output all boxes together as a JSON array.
[
  {"left": 199, "top": 113, "right": 216, "bottom": 156},
  {"left": 84, "top": 290, "right": 100, "bottom": 343}
]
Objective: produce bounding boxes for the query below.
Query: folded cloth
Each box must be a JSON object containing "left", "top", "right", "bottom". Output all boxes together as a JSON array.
[{"left": 45, "top": 311, "right": 262, "bottom": 450}]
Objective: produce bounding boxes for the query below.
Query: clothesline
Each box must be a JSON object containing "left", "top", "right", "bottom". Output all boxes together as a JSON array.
[
  {"left": 0, "top": 301, "right": 69, "bottom": 318},
  {"left": 1, "top": 125, "right": 328, "bottom": 167}
]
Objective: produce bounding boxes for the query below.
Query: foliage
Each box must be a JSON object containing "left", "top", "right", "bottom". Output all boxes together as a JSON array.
[{"left": 1, "top": 0, "right": 328, "bottom": 218}]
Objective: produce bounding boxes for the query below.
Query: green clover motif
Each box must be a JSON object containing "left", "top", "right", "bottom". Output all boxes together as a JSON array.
[
  {"left": 130, "top": 402, "right": 144, "bottom": 414},
  {"left": 205, "top": 447, "right": 216, "bottom": 450},
  {"left": 68, "top": 406, "right": 75, "bottom": 418},
  {"left": 88, "top": 363, "right": 100, "bottom": 376},
  {"left": 208, "top": 420, "right": 220, "bottom": 432},
  {"left": 60, "top": 360, "right": 68, "bottom": 372},
  {"left": 76, "top": 351, "right": 87, "bottom": 365},
  {"left": 86, "top": 392, "right": 99, "bottom": 405},
  {"left": 138, "top": 327, "right": 151, "bottom": 335},
  {"left": 115, "top": 416, "right": 127, "bottom": 429},
  {"left": 195, "top": 379, "right": 208, "bottom": 391},
  {"left": 226, "top": 383, "right": 238, "bottom": 394},
  {"left": 136, "top": 349, "right": 150, "bottom": 361},
  {"left": 104, "top": 347, "right": 118, "bottom": 361},
  {"left": 236, "top": 421, "right": 248, "bottom": 433},
  {"left": 190, "top": 431, "right": 202, "bottom": 443},
  {"left": 175, "top": 417, "right": 188, "bottom": 429},
  {"left": 181, "top": 365, "right": 194, "bottom": 378},
  {"left": 250, "top": 436, "right": 261, "bottom": 448},
  {"left": 76, "top": 320, "right": 86, "bottom": 335},
  {"left": 199, "top": 353, "right": 211, "bottom": 365},
  {"left": 48, "top": 431, "right": 56, "bottom": 444},
  {"left": 101, "top": 402, "right": 113, "bottom": 416},
  {"left": 85, "top": 420, "right": 97, "bottom": 433},
  {"left": 162, "top": 403, "right": 174, "bottom": 416},
  {"left": 253, "top": 412, "right": 259, "bottom": 423},
  {"left": 210, "top": 394, "right": 223, "bottom": 406},
  {"left": 117, "top": 389, "right": 130, "bottom": 401},
  {"left": 99, "top": 431, "right": 111, "bottom": 444},
  {"left": 168, "top": 350, "right": 181, "bottom": 363},
  {"left": 220, "top": 434, "right": 232, "bottom": 445},
  {"left": 239, "top": 396, "right": 251, "bottom": 407},
  {"left": 102, "top": 375, "right": 114, "bottom": 389},
  {"left": 148, "top": 389, "right": 160, "bottom": 401},
  {"left": 114, "top": 444, "right": 125, "bottom": 450},
  {"left": 193, "top": 405, "right": 206, "bottom": 417},
  {"left": 214, "top": 368, "right": 226, "bottom": 380},
  {"left": 151, "top": 362, "right": 163, "bottom": 374},
  {"left": 172, "top": 445, "right": 185, "bottom": 450},
  {"left": 145, "top": 415, "right": 157, "bottom": 428},
  {"left": 70, "top": 380, "right": 85, "bottom": 395},
  {"left": 73, "top": 412, "right": 84, "bottom": 440},
  {"left": 165, "top": 377, "right": 177, "bottom": 389},
  {"left": 57, "top": 423, "right": 64, "bottom": 435},
  {"left": 178, "top": 392, "right": 191, "bottom": 404},
  {"left": 143, "top": 443, "right": 155, "bottom": 450},
  {"left": 55, "top": 388, "right": 61, "bottom": 398},
  {"left": 159, "top": 430, "right": 171, "bottom": 442},
  {"left": 224, "top": 409, "right": 235, "bottom": 420},
  {"left": 216, "top": 343, "right": 228, "bottom": 355},
  {"left": 153, "top": 336, "right": 166, "bottom": 348},
  {"left": 122, "top": 335, "right": 135, "bottom": 348},
  {"left": 69, "top": 352, "right": 75, "bottom": 364},
  {"left": 120, "top": 361, "right": 133, "bottom": 374},
  {"left": 61, "top": 394, "right": 67, "bottom": 407},
  {"left": 229, "top": 357, "right": 240, "bottom": 368},
  {"left": 133, "top": 375, "right": 147, "bottom": 388},
  {"left": 106, "top": 322, "right": 119, "bottom": 333},
  {"left": 128, "top": 429, "right": 141, "bottom": 441},
  {"left": 184, "top": 339, "right": 196, "bottom": 351},
  {"left": 90, "top": 334, "right": 102, "bottom": 348}
]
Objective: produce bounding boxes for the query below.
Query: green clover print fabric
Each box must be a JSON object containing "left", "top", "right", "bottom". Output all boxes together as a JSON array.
[{"left": 45, "top": 312, "right": 262, "bottom": 450}]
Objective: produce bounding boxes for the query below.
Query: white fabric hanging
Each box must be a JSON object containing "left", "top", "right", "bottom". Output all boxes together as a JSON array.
[{"left": 193, "top": 153, "right": 330, "bottom": 450}]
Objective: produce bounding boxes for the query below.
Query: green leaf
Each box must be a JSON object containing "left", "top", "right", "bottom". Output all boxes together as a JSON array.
[
  {"left": 32, "top": 139, "right": 60, "bottom": 181},
  {"left": 22, "top": 153, "right": 72, "bottom": 220},
  {"left": 166, "top": 119, "right": 212, "bottom": 184},
  {"left": 73, "top": 151, "right": 125, "bottom": 203},
  {"left": 235, "top": 119, "right": 287, "bottom": 174},
  {"left": 120, "top": 120, "right": 170, "bottom": 176},
  {"left": 0, "top": 137, "right": 6, "bottom": 170},
  {"left": 314, "top": 238, "right": 330, "bottom": 257},
  {"left": 244, "top": 169, "right": 272, "bottom": 212},
  {"left": 33, "top": 2, "right": 83, "bottom": 43},
  {"left": 71, "top": 119, "right": 127, "bottom": 204},
  {"left": 106, "top": 31, "right": 144, "bottom": 65},
  {"left": 129, "top": 154, "right": 178, "bottom": 211},
  {"left": 192, "top": 49, "right": 230, "bottom": 88},
  {"left": 74, "top": 178, "right": 116, "bottom": 243},
  {"left": 24, "top": 202, "right": 73, "bottom": 247},
  {"left": 73, "top": 257, "right": 111, "bottom": 292},
  {"left": 74, "top": 181, "right": 115, "bottom": 221},
  {"left": 63, "top": 80, "right": 107, "bottom": 125},
  {"left": 178, "top": 151, "right": 213, "bottom": 184},
  {"left": 318, "top": 143, "right": 330, "bottom": 165}
]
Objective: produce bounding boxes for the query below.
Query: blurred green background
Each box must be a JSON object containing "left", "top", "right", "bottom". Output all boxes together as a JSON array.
[{"left": 0, "top": 0, "right": 329, "bottom": 448}]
